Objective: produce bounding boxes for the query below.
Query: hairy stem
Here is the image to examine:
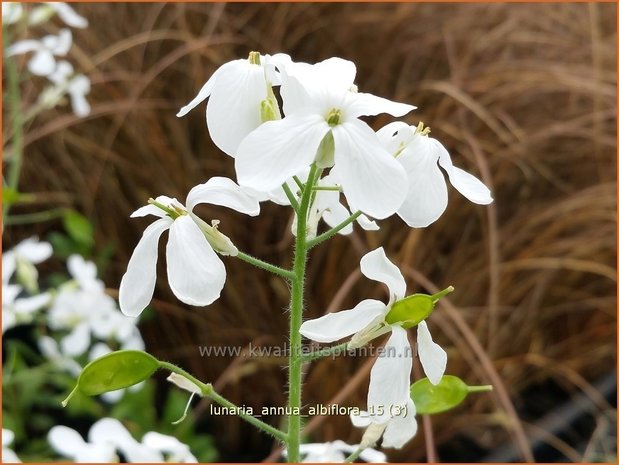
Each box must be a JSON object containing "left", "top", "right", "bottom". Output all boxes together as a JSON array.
[
  {"left": 287, "top": 163, "right": 319, "bottom": 462},
  {"left": 235, "top": 251, "right": 295, "bottom": 280},
  {"left": 307, "top": 211, "right": 363, "bottom": 248},
  {"left": 300, "top": 341, "right": 350, "bottom": 363}
]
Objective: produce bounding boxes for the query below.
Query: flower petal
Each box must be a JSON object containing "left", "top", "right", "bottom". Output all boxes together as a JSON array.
[
  {"left": 130, "top": 195, "right": 176, "bottom": 218},
  {"left": 119, "top": 218, "right": 171, "bottom": 317},
  {"left": 28, "top": 49, "right": 55, "bottom": 76},
  {"left": 417, "top": 321, "right": 447, "bottom": 385},
  {"left": 396, "top": 136, "right": 449, "bottom": 228},
  {"left": 357, "top": 214, "right": 379, "bottom": 231},
  {"left": 60, "top": 321, "right": 90, "bottom": 357},
  {"left": 206, "top": 60, "right": 268, "bottom": 156},
  {"left": 367, "top": 326, "right": 412, "bottom": 423},
  {"left": 186, "top": 177, "right": 260, "bottom": 216},
  {"left": 88, "top": 418, "right": 135, "bottom": 449},
  {"left": 331, "top": 120, "right": 407, "bottom": 219},
  {"left": 46, "top": 2, "right": 88, "bottom": 28},
  {"left": 345, "top": 92, "right": 415, "bottom": 119},
  {"left": 434, "top": 139, "right": 493, "bottom": 205},
  {"left": 48, "top": 426, "right": 86, "bottom": 458},
  {"left": 235, "top": 113, "right": 330, "bottom": 192},
  {"left": 382, "top": 399, "right": 418, "bottom": 448},
  {"left": 6, "top": 39, "right": 41, "bottom": 56},
  {"left": 360, "top": 247, "right": 406, "bottom": 301},
  {"left": 300, "top": 299, "right": 386, "bottom": 343},
  {"left": 15, "top": 237, "right": 53, "bottom": 263},
  {"left": 166, "top": 215, "right": 225, "bottom": 306},
  {"left": 350, "top": 410, "right": 372, "bottom": 428}
]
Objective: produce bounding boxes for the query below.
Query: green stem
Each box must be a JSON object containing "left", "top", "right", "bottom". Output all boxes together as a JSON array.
[
  {"left": 3, "top": 30, "right": 24, "bottom": 223},
  {"left": 235, "top": 251, "right": 294, "bottom": 280},
  {"left": 307, "top": 211, "right": 363, "bottom": 248},
  {"left": 287, "top": 163, "right": 319, "bottom": 462},
  {"left": 467, "top": 384, "right": 493, "bottom": 393},
  {"left": 311, "top": 185, "right": 341, "bottom": 192},
  {"left": 344, "top": 447, "right": 364, "bottom": 463},
  {"left": 300, "top": 342, "right": 349, "bottom": 363},
  {"left": 159, "top": 361, "right": 287, "bottom": 442},
  {"left": 3, "top": 207, "right": 67, "bottom": 225},
  {"left": 282, "top": 182, "right": 300, "bottom": 212}
]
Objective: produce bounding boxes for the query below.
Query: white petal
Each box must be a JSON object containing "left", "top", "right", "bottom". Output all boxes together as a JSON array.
[
  {"left": 331, "top": 120, "right": 408, "bottom": 219},
  {"left": 376, "top": 121, "right": 411, "bottom": 153},
  {"left": 49, "top": 29, "right": 72, "bottom": 55},
  {"left": 434, "top": 139, "right": 493, "bottom": 205},
  {"left": 367, "top": 326, "right": 412, "bottom": 423},
  {"left": 119, "top": 218, "right": 171, "bottom": 317},
  {"left": 48, "top": 426, "right": 86, "bottom": 458},
  {"left": 417, "top": 321, "right": 447, "bottom": 385},
  {"left": 176, "top": 61, "right": 227, "bottom": 117},
  {"left": 358, "top": 447, "right": 388, "bottom": 463},
  {"left": 121, "top": 443, "right": 164, "bottom": 463},
  {"left": 350, "top": 410, "right": 372, "bottom": 428},
  {"left": 13, "top": 292, "right": 52, "bottom": 314},
  {"left": 46, "top": 2, "right": 88, "bottom": 28},
  {"left": 360, "top": 247, "right": 406, "bottom": 301},
  {"left": 89, "top": 342, "right": 112, "bottom": 361},
  {"left": 235, "top": 113, "right": 329, "bottom": 191},
  {"left": 15, "top": 237, "right": 53, "bottom": 263},
  {"left": 6, "top": 39, "right": 41, "bottom": 56},
  {"left": 74, "top": 443, "right": 117, "bottom": 463},
  {"left": 167, "top": 373, "right": 202, "bottom": 395},
  {"left": 2, "top": 3, "right": 23, "bottom": 25},
  {"left": 68, "top": 76, "right": 91, "bottom": 117},
  {"left": 130, "top": 195, "right": 176, "bottom": 218},
  {"left": 345, "top": 92, "right": 415, "bottom": 119},
  {"left": 28, "top": 49, "right": 55, "bottom": 76},
  {"left": 313, "top": 57, "right": 357, "bottom": 91},
  {"left": 67, "top": 255, "right": 96, "bottom": 282},
  {"left": 186, "top": 177, "right": 260, "bottom": 215},
  {"left": 88, "top": 418, "right": 135, "bottom": 450},
  {"left": 142, "top": 432, "right": 194, "bottom": 461},
  {"left": 319, "top": 191, "right": 354, "bottom": 235},
  {"left": 2, "top": 448, "right": 21, "bottom": 463},
  {"left": 206, "top": 60, "right": 268, "bottom": 156},
  {"left": 166, "top": 215, "right": 225, "bottom": 306},
  {"left": 357, "top": 214, "right": 379, "bottom": 231},
  {"left": 396, "top": 136, "right": 449, "bottom": 228},
  {"left": 60, "top": 322, "right": 91, "bottom": 357},
  {"left": 299, "top": 299, "right": 386, "bottom": 343},
  {"left": 382, "top": 399, "right": 418, "bottom": 448},
  {"left": 3, "top": 429, "right": 15, "bottom": 447}
]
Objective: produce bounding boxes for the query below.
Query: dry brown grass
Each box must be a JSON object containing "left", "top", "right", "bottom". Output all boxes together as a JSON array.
[{"left": 5, "top": 3, "right": 616, "bottom": 462}]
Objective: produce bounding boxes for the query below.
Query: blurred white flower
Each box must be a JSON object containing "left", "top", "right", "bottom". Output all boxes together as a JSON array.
[
  {"left": 45, "top": 60, "right": 91, "bottom": 117},
  {"left": 28, "top": 2, "right": 88, "bottom": 28},
  {"left": 2, "top": 429, "right": 21, "bottom": 463},
  {"left": 2, "top": 3, "right": 23, "bottom": 25},
  {"left": 235, "top": 57, "right": 413, "bottom": 219},
  {"left": 351, "top": 399, "right": 418, "bottom": 449},
  {"left": 2, "top": 236, "right": 53, "bottom": 292},
  {"left": 288, "top": 440, "right": 386, "bottom": 463},
  {"left": 377, "top": 122, "right": 493, "bottom": 227},
  {"left": 38, "top": 335, "right": 82, "bottom": 377},
  {"left": 49, "top": 419, "right": 197, "bottom": 463},
  {"left": 6, "top": 28, "right": 72, "bottom": 77},
  {"left": 119, "top": 177, "right": 260, "bottom": 317},
  {"left": 177, "top": 52, "right": 291, "bottom": 156}
]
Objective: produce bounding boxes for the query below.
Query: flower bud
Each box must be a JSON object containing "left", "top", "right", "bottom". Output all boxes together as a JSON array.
[{"left": 15, "top": 257, "right": 40, "bottom": 294}]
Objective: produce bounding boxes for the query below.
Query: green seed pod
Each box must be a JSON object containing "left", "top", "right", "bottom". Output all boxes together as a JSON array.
[
  {"left": 410, "top": 375, "right": 492, "bottom": 415},
  {"left": 385, "top": 286, "right": 454, "bottom": 329},
  {"left": 62, "top": 350, "right": 160, "bottom": 406}
]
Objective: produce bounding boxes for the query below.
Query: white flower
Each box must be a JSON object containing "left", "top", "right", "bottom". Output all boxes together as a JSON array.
[
  {"left": 300, "top": 173, "right": 378, "bottom": 239},
  {"left": 177, "top": 52, "right": 291, "bottom": 156},
  {"left": 45, "top": 60, "right": 91, "bottom": 117},
  {"left": 28, "top": 3, "right": 88, "bottom": 28},
  {"left": 49, "top": 419, "right": 197, "bottom": 463},
  {"left": 2, "top": 284, "right": 51, "bottom": 333},
  {"left": 119, "top": 177, "right": 260, "bottom": 317},
  {"left": 67, "top": 254, "right": 103, "bottom": 292},
  {"left": 300, "top": 247, "right": 447, "bottom": 442},
  {"left": 2, "top": 429, "right": 21, "bottom": 463},
  {"left": 235, "top": 57, "right": 413, "bottom": 219},
  {"left": 285, "top": 440, "right": 386, "bottom": 463},
  {"left": 377, "top": 122, "right": 493, "bottom": 227},
  {"left": 38, "top": 335, "right": 82, "bottom": 377},
  {"left": 2, "top": 3, "right": 23, "bottom": 25},
  {"left": 6, "top": 28, "right": 72, "bottom": 77},
  {"left": 3, "top": 236, "right": 53, "bottom": 292},
  {"left": 351, "top": 399, "right": 418, "bottom": 449}
]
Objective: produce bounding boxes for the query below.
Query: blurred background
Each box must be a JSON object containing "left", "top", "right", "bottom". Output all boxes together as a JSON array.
[{"left": 3, "top": 2, "right": 616, "bottom": 462}]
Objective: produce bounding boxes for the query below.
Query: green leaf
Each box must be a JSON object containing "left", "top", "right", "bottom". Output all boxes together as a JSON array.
[
  {"left": 62, "top": 210, "right": 94, "bottom": 247},
  {"left": 63, "top": 351, "right": 160, "bottom": 406},
  {"left": 410, "top": 375, "right": 492, "bottom": 415}
]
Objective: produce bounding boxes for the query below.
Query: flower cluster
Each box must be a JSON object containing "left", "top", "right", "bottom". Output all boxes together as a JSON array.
[
  {"left": 122, "top": 52, "right": 491, "bottom": 316},
  {"left": 2, "top": 237, "right": 144, "bottom": 403},
  {"left": 48, "top": 418, "right": 197, "bottom": 463},
  {"left": 3, "top": 2, "right": 91, "bottom": 116}
]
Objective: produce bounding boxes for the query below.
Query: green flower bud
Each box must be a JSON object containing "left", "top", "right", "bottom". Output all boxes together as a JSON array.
[
  {"left": 385, "top": 286, "right": 453, "bottom": 329},
  {"left": 15, "top": 257, "right": 39, "bottom": 294},
  {"left": 62, "top": 350, "right": 160, "bottom": 406},
  {"left": 410, "top": 375, "right": 492, "bottom": 415}
]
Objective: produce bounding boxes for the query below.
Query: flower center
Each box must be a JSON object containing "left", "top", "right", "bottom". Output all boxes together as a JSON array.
[
  {"left": 415, "top": 121, "right": 431, "bottom": 136},
  {"left": 148, "top": 198, "right": 187, "bottom": 220},
  {"left": 326, "top": 108, "right": 342, "bottom": 127}
]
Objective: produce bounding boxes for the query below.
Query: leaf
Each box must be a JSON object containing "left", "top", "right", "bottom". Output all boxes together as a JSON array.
[
  {"left": 62, "top": 210, "right": 94, "bottom": 247},
  {"left": 63, "top": 351, "right": 160, "bottom": 406},
  {"left": 410, "top": 375, "right": 492, "bottom": 415}
]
